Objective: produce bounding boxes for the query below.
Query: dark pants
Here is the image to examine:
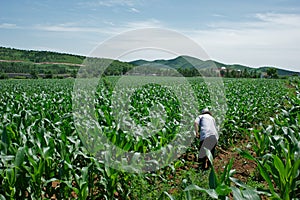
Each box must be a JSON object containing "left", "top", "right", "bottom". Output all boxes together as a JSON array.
[{"left": 198, "top": 136, "right": 217, "bottom": 169}]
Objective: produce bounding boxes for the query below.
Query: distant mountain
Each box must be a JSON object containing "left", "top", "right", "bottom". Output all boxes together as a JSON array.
[
  {"left": 130, "top": 55, "right": 300, "bottom": 76},
  {"left": 0, "top": 46, "right": 299, "bottom": 77},
  {"left": 130, "top": 56, "right": 220, "bottom": 69}
]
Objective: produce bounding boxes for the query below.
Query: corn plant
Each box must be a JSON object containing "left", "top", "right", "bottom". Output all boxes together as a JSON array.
[
  {"left": 184, "top": 149, "right": 261, "bottom": 200},
  {"left": 250, "top": 127, "right": 271, "bottom": 158},
  {"left": 241, "top": 93, "right": 300, "bottom": 200},
  {"left": 0, "top": 77, "right": 297, "bottom": 199}
]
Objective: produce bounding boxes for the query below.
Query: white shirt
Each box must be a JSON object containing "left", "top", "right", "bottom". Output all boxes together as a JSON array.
[{"left": 195, "top": 113, "right": 218, "bottom": 141}]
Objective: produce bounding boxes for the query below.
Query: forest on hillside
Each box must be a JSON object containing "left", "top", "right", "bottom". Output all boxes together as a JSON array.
[{"left": 0, "top": 47, "right": 298, "bottom": 79}]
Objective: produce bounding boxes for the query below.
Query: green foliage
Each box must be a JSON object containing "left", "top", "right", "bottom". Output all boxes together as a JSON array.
[
  {"left": 1, "top": 47, "right": 299, "bottom": 79},
  {"left": 241, "top": 98, "right": 300, "bottom": 199},
  {"left": 30, "top": 70, "right": 38, "bottom": 79},
  {"left": 0, "top": 77, "right": 298, "bottom": 199},
  {"left": 0, "top": 61, "right": 77, "bottom": 76},
  {"left": 219, "top": 79, "right": 288, "bottom": 147},
  {"left": 266, "top": 67, "right": 279, "bottom": 78},
  {"left": 0, "top": 46, "right": 85, "bottom": 64},
  {"left": 185, "top": 149, "right": 261, "bottom": 200},
  {"left": 0, "top": 79, "right": 115, "bottom": 199},
  {"left": 0, "top": 73, "right": 8, "bottom": 79}
]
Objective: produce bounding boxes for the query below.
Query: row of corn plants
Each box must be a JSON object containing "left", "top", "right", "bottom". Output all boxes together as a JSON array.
[
  {"left": 0, "top": 79, "right": 134, "bottom": 199},
  {"left": 239, "top": 79, "right": 300, "bottom": 200},
  {"left": 182, "top": 78, "right": 299, "bottom": 199}
]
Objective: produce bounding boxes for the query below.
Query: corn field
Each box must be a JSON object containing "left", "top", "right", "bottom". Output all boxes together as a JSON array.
[{"left": 0, "top": 77, "right": 299, "bottom": 199}]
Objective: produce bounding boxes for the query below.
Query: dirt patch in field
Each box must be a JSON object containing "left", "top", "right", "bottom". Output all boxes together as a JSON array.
[
  {"left": 178, "top": 142, "right": 258, "bottom": 183},
  {"left": 213, "top": 144, "right": 270, "bottom": 200},
  {"left": 213, "top": 146, "right": 257, "bottom": 182}
]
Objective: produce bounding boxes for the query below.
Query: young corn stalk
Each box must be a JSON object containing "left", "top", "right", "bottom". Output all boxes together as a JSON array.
[{"left": 183, "top": 149, "right": 261, "bottom": 200}]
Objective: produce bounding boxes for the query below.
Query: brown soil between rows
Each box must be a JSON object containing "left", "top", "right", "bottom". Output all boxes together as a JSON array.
[
  {"left": 178, "top": 141, "right": 270, "bottom": 199},
  {"left": 213, "top": 146, "right": 257, "bottom": 182},
  {"left": 179, "top": 141, "right": 258, "bottom": 183}
]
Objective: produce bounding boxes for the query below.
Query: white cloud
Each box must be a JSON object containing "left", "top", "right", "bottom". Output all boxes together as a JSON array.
[
  {"left": 129, "top": 7, "right": 140, "bottom": 13},
  {"left": 103, "top": 20, "right": 115, "bottom": 26},
  {"left": 30, "top": 18, "right": 163, "bottom": 36},
  {"left": 255, "top": 13, "right": 300, "bottom": 28},
  {"left": 212, "top": 14, "right": 226, "bottom": 18},
  {"left": 0, "top": 23, "right": 18, "bottom": 29},
  {"left": 79, "top": 0, "right": 137, "bottom": 7},
  {"left": 88, "top": 28, "right": 210, "bottom": 62},
  {"left": 33, "top": 23, "right": 114, "bottom": 34},
  {"left": 124, "top": 19, "right": 163, "bottom": 29},
  {"left": 35, "top": 24, "right": 86, "bottom": 32},
  {"left": 184, "top": 13, "right": 300, "bottom": 71}
]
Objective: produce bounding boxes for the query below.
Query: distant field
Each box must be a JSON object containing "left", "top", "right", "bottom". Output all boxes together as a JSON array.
[{"left": 0, "top": 77, "right": 299, "bottom": 199}]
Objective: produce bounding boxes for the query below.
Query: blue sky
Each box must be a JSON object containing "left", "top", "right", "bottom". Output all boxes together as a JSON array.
[{"left": 1, "top": 0, "right": 300, "bottom": 71}]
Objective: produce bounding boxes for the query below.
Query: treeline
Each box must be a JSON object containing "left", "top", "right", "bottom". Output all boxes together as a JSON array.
[
  {"left": 220, "top": 67, "right": 280, "bottom": 78},
  {"left": 1, "top": 46, "right": 298, "bottom": 79},
  {"left": 0, "top": 58, "right": 136, "bottom": 79},
  {"left": 0, "top": 61, "right": 78, "bottom": 79},
  {"left": 0, "top": 47, "right": 85, "bottom": 64},
  {"left": 221, "top": 68, "right": 261, "bottom": 78},
  {"left": 74, "top": 58, "right": 134, "bottom": 78},
  {"left": 0, "top": 54, "right": 281, "bottom": 79},
  {"left": 0, "top": 61, "right": 79, "bottom": 74},
  {"left": 0, "top": 61, "right": 279, "bottom": 79}
]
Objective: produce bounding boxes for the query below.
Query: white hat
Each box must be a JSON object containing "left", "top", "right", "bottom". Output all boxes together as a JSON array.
[{"left": 201, "top": 108, "right": 210, "bottom": 114}]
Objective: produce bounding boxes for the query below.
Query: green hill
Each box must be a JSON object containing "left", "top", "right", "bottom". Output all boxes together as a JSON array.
[
  {"left": 130, "top": 55, "right": 300, "bottom": 77},
  {"left": 0, "top": 47, "right": 134, "bottom": 78},
  {"left": 0, "top": 46, "right": 85, "bottom": 64},
  {"left": 0, "top": 46, "right": 299, "bottom": 78}
]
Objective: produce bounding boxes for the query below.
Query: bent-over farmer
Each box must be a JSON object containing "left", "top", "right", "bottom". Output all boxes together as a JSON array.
[{"left": 194, "top": 108, "right": 218, "bottom": 170}]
